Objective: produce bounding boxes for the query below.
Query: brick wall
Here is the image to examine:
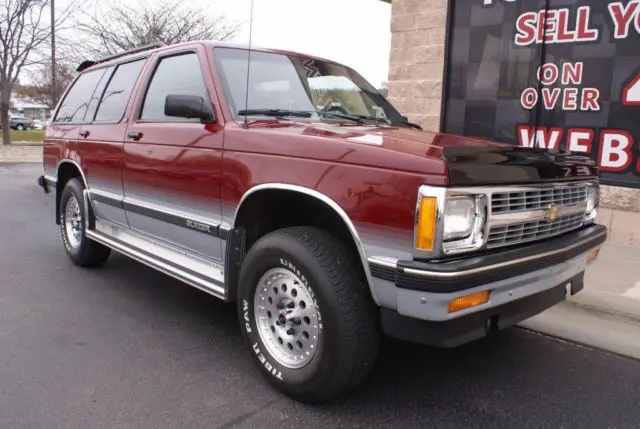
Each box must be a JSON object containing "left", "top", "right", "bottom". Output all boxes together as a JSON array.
[
  {"left": 386, "top": 0, "right": 640, "bottom": 246},
  {"left": 387, "top": 0, "right": 448, "bottom": 131}
]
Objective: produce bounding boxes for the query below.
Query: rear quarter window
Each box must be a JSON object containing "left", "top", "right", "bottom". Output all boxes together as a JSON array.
[{"left": 54, "top": 68, "right": 108, "bottom": 123}]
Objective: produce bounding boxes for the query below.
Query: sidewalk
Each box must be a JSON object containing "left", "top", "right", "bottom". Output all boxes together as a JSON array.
[
  {"left": 520, "top": 242, "right": 640, "bottom": 359},
  {"left": 0, "top": 144, "right": 42, "bottom": 162}
]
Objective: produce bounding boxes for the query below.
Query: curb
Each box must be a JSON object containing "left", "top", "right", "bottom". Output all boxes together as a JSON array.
[
  {"left": 518, "top": 300, "right": 640, "bottom": 361},
  {"left": 566, "top": 289, "right": 640, "bottom": 324}
]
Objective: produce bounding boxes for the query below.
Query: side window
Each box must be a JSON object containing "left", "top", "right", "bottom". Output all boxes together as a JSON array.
[
  {"left": 95, "top": 59, "right": 146, "bottom": 123},
  {"left": 54, "top": 68, "right": 107, "bottom": 123},
  {"left": 140, "top": 53, "right": 209, "bottom": 122},
  {"left": 84, "top": 66, "right": 114, "bottom": 122}
]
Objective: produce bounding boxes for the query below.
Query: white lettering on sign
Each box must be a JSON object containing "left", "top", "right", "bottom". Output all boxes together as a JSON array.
[
  {"left": 518, "top": 126, "right": 563, "bottom": 149},
  {"left": 521, "top": 62, "right": 599, "bottom": 111},
  {"left": 542, "top": 88, "right": 561, "bottom": 110},
  {"left": 561, "top": 62, "right": 583, "bottom": 85},
  {"left": 599, "top": 131, "right": 633, "bottom": 171},
  {"left": 567, "top": 129, "right": 594, "bottom": 153},
  {"left": 623, "top": 74, "right": 640, "bottom": 106},
  {"left": 520, "top": 88, "right": 538, "bottom": 109}
]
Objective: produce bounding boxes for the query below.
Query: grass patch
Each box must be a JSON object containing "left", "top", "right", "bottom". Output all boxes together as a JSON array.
[{"left": 3, "top": 130, "right": 45, "bottom": 143}]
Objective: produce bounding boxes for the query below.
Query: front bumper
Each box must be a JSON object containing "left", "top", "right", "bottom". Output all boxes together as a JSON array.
[{"left": 370, "top": 224, "right": 607, "bottom": 347}]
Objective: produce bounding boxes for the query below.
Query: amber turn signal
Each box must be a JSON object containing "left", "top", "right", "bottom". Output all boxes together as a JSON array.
[
  {"left": 416, "top": 197, "right": 437, "bottom": 251},
  {"left": 587, "top": 250, "right": 599, "bottom": 264},
  {"left": 448, "top": 290, "right": 490, "bottom": 313}
]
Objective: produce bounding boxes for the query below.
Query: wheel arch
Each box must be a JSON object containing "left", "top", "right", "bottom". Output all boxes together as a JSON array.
[
  {"left": 55, "top": 160, "right": 89, "bottom": 224},
  {"left": 228, "top": 184, "right": 379, "bottom": 304}
]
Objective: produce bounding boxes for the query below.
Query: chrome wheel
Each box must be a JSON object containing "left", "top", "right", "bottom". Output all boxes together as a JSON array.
[
  {"left": 254, "top": 268, "right": 321, "bottom": 369},
  {"left": 64, "top": 196, "right": 82, "bottom": 249}
]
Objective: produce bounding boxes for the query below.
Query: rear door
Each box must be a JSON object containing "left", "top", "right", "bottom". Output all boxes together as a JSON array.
[
  {"left": 44, "top": 68, "right": 108, "bottom": 182},
  {"left": 79, "top": 58, "right": 147, "bottom": 226},
  {"left": 122, "top": 45, "right": 225, "bottom": 261}
]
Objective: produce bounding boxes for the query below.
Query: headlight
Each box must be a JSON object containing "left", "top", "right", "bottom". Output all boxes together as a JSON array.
[
  {"left": 414, "top": 186, "right": 488, "bottom": 257},
  {"left": 443, "top": 197, "right": 475, "bottom": 240},
  {"left": 586, "top": 185, "right": 598, "bottom": 213}
]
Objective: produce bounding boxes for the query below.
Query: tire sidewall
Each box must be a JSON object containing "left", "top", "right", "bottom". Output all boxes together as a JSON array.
[
  {"left": 59, "top": 179, "right": 87, "bottom": 259},
  {"left": 237, "top": 233, "right": 345, "bottom": 395}
]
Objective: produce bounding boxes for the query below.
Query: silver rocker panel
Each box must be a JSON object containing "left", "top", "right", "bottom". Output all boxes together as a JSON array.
[{"left": 86, "top": 219, "right": 227, "bottom": 300}]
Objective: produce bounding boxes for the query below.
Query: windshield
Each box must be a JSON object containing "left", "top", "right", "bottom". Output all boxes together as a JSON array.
[{"left": 214, "top": 47, "right": 405, "bottom": 125}]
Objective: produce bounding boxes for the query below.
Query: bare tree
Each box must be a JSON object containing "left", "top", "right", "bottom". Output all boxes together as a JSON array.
[
  {"left": 77, "top": 0, "right": 241, "bottom": 58},
  {"left": 16, "top": 61, "right": 73, "bottom": 104},
  {"left": 0, "top": 0, "right": 49, "bottom": 145},
  {"left": 0, "top": 0, "right": 76, "bottom": 145}
]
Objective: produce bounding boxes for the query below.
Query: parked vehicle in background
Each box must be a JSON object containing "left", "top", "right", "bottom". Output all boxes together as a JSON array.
[
  {"left": 37, "top": 41, "right": 607, "bottom": 403},
  {"left": 31, "top": 119, "right": 45, "bottom": 130},
  {"left": 4, "top": 115, "right": 34, "bottom": 130}
]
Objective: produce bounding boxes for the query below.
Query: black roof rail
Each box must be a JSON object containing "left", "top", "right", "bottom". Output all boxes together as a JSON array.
[{"left": 76, "top": 43, "right": 164, "bottom": 72}]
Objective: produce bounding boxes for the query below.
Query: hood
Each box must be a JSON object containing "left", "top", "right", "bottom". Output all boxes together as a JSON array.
[{"left": 236, "top": 121, "right": 598, "bottom": 185}]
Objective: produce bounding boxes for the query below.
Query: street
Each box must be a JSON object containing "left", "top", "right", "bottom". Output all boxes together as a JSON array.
[{"left": 1, "top": 163, "right": 639, "bottom": 429}]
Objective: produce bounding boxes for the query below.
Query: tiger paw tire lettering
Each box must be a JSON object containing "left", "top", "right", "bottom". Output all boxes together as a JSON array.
[
  {"left": 237, "top": 226, "right": 380, "bottom": 403},
  {"left": 59, "top": 178, "right": 111, "bottom": 267}
]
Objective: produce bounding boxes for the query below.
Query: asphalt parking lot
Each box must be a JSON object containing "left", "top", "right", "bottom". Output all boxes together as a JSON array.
[{"left": 1, "top": 163, "right": 639, "bottom": 429}]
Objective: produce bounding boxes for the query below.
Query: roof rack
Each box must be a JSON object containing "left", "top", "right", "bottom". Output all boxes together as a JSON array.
[{"left": 76, "top": 43, "right": 164, "bottom": 72}]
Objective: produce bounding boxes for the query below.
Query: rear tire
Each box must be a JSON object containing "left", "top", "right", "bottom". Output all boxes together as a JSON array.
[
  {"left": 15, "top": 124, "right": 25, "bottom": 131},
  {"left": 59, "top": 178, "right": 111, "bottom": 267},
  {"left": 237, "top": 226, "right": 379, "bottom": 403}
]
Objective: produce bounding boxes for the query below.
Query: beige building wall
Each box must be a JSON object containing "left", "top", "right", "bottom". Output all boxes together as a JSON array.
[{"left": 386, "top": 0, "right": 640, "bottom": 246}]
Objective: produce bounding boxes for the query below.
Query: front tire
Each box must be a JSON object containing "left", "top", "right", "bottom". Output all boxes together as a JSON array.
[
  {"left": 59, "top": 178, "right": 111, "bottom": 267},
  {"left": 237, "top": 227, "right": 379, "bottom": 403},
  {"left": 15, "top": 124, "right": 25, "bottom": 131}
]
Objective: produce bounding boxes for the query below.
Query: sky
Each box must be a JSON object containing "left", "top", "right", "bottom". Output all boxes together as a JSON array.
[
  {"left": 210, "top": 0, "right": 392, "bottom": 87},
  {"left": 46, "top": 0, "right": 392, "bottom": 88}
]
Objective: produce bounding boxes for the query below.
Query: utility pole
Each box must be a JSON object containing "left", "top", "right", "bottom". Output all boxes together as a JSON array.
[{"left": 50, "top": 0, "right": 56, "bottom": 111}]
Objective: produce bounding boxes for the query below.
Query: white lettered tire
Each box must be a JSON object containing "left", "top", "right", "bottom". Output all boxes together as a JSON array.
[
  {"left": 59, "top": 178, "right": 111, "bottom": 267},
  {"left": 237, "top": 226, "right": 379, "bottom": 403}
]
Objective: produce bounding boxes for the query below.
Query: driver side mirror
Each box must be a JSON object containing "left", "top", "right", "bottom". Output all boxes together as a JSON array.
[{"left": 164, "top": 94, "right": 215, "bottom": 123}]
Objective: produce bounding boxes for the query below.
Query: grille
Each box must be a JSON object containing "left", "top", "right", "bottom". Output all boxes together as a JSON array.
[
  {"left": 487, "top": 213, "right": 584, "bottom": 249},
  {"left": 492, "top": 186, "right": 588, "bottom": 214}
]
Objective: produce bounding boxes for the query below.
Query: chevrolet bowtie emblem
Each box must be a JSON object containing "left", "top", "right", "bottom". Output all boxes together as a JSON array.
[{"left": 544, "top": 205, "right": 561, "bottom": 222}]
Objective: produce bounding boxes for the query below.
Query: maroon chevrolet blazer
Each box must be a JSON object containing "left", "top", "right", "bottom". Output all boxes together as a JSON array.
[{"left": 37, "top": 40, "right": 607, "bottom": 403}]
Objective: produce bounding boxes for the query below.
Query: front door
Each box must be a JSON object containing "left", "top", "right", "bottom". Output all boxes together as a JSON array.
[{"left": 122, "top": 47, "right": 225, "bottom": 261}]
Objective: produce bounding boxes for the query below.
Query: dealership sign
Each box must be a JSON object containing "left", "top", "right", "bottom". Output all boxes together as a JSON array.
[{"left": 443, "top": 0, "right": 640, "bottom": 187}]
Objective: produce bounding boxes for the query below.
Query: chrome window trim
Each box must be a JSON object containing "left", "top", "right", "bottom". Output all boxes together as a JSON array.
[
  {"left": 413, "top": 180, "right": 599, "bottom": 259},
  {"left": 234, "top": 183, "right": 380, "bottom": 304}
]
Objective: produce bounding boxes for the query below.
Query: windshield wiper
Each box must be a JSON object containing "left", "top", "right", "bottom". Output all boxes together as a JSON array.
[
  {"left": 318, "top": 111, "right": 390, "bottom": 126},
  {"left": 237, "top": 109, "right": 313, "bottom": 118}
]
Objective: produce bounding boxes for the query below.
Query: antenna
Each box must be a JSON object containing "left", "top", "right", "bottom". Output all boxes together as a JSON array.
[{"left": 243, "top": 0, "right": 255, "bottom": 129}]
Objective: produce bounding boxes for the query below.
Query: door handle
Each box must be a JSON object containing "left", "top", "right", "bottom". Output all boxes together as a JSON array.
[
  {"left": 127, "top": 131, "right": 142, "bottom": 141},
  {"left": 79, "top": 130, "right": 89, "bottom": 138}
]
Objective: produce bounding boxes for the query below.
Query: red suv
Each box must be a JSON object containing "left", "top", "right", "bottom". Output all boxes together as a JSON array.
[{"left": 38, "top": 41, "right": 607, "bottom": 403}]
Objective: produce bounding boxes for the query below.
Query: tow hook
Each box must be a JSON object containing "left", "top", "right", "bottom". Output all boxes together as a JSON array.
[{"left": 37, "top": 175, "right": 49, "bottom": 194}]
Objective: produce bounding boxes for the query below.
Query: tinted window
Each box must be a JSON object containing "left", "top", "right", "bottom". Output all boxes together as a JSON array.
[
  {"left": 95, "top": 60, "right": 146, "bottom": 122},
  {"left": 140, "top": 53, "right": 209, "bottom": 122},
  {"left": 55, "top": 68, "right": 107, "bottom": 123},
  {"left": 84, "top": 66, "right": 114, "bottom": 122}
]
